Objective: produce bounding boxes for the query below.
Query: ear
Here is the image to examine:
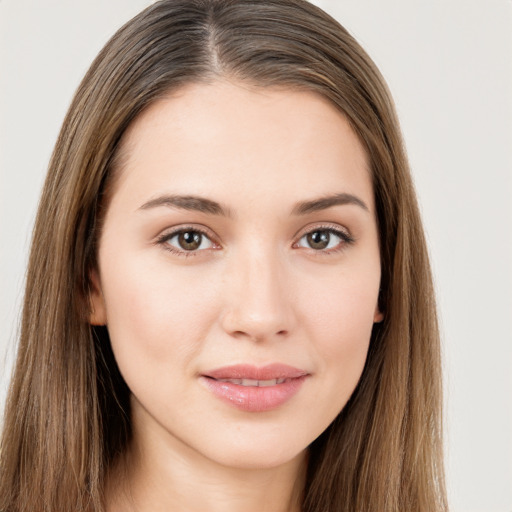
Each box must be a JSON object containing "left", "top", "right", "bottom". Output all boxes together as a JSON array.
[
  {"left": 373, "top": 307, "right": 384, "bottom": 323},
  {"left": 89, "top": 269, "right": 107, "bottom": 325}
]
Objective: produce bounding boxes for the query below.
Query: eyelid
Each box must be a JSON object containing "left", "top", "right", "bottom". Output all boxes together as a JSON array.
[
  {"left": 292, "top": 222, "right": 355, "bottom": 252},
  {"left": 153, "top": 222, "right": 354, "bottom": 256},
  {"left": 293, "top": 222, "right": 353, "bottom": 241},
  {"left": 154, "top": 224, "right": 222, "bottom": 254}
]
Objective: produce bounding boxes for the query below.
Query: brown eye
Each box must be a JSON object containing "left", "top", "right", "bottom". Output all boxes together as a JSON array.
[
  {"left": 165, "top": 230, "right": 214, "bottom": 252},
  {"left": 296, "top": 228, "right": 351, "bottom": 252},
  {"left": 178, "top": 231, "right": 202, "bottom": 250},
  {"left": 306, "top": 230, "right": 331, "bottom": 250}
]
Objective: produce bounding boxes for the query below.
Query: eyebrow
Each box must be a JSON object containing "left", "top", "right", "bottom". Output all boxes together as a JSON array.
[
  {"left": 292, "top": 193, "right": 369, "bottom": 215},
  {"left": 138, "top": 192, "right": 369, "bottom": 217},
  {"left": 138, "top": 195, "right": 231, "bottom": 217}
]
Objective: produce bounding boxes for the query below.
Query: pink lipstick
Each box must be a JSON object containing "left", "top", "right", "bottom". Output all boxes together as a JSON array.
[{"left": 200, "top": 364, "right": 309, "bottom": 412}]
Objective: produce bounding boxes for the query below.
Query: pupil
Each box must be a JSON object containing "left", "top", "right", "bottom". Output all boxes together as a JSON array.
[
  {"left": 307, "top": 230, "right": 330, "bottom": 249},
  {"left": 179, "top": 231, "right": 201, "bottom": 250}
]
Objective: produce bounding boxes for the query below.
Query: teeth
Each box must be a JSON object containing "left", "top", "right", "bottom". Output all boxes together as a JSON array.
[
  {"left": 258, "top": 379, "right": 276, "bottom": 387},
  {"left": 242, "top": 379, "right": 259, "bottom": 386},
  {"left": 217, "top": 378, "right": 287, "bottom": 387}
]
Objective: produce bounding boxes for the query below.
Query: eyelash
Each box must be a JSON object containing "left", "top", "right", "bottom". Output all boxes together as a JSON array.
[
  {"left": 294, "top": 225, "right": 355, "bottom": 255},
  {"left": 155, "top": 226, "right": 217, "bottom": 258},
  {"left": 155, "top": 224, "right": 355, "bottom": 257}
]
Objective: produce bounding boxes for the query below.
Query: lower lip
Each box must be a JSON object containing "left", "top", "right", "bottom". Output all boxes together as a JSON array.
[{"left": 200, "top": 376, "right": 307, "bottom": 412}]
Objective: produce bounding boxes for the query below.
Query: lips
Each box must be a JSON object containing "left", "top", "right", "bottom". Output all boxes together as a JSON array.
[{"left": 200, "top": 364, "right": 309, "bottom": 412}]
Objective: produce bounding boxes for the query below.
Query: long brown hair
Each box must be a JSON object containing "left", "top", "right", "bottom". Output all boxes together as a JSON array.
[{"left": 0, "top": 1, "right": 447, "bottom": 510}]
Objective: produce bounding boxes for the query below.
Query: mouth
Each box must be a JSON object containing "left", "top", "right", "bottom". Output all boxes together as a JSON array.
[
  {"left": 200, "top": 364, "right": 309, "bottom": 412},
  {"left": 213, "top": 377, "right": 289, "bottom": 386},
  {"left": 203, "top": 363, "right": 308, "bottom": 381}
]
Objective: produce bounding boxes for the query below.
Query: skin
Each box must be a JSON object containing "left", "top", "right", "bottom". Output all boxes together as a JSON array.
[{"left": 90, "top": 80, "right": 383, "bottom": 512}]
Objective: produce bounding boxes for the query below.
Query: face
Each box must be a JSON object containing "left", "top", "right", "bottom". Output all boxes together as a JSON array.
[{"left": 91, "top": 80, "right": 383, "bottom": 471}]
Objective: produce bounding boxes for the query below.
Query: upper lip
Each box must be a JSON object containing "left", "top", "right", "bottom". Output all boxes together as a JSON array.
[{"left": 203, "top": 363, "right": 309, "bottom": 380}]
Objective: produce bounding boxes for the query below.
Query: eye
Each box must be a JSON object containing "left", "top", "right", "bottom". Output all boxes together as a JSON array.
[
  {"left": 159, "top": 229, "right": 215, "bottom": 253},
  {"left": 296, "top": 227, "right": 352, "bottom": 252}
]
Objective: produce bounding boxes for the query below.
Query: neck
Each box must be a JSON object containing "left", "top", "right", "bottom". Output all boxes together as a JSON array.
[{"left": 106, "top": 420, "right": 307, "bottom": 512}]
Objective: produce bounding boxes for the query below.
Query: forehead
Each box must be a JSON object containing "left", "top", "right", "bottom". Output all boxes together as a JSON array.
[{"left": 109, "top": 80, "right": 373, "bottom": 214}]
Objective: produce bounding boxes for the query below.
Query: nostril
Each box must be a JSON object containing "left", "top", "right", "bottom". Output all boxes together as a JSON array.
[{"left": 228, "top": 328, "right": 288, "bottom": 343}]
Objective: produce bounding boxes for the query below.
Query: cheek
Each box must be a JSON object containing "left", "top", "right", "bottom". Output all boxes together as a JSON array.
[
  {"left": 303, "top": 260, "right": 379, "bottom": 340},
  {"left": 311, "top": 292, "right": 373, "bottom": 379},
  {"left": 300, "top": 264, "right": 379, "bottom": 394},
  {"left": 99, "top": 253, "right": 222, "bottom": 376}
]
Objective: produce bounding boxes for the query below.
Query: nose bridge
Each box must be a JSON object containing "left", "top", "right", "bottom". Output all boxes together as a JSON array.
[{"left": 222, "top": 241, "right": 294, "bottom": 341}]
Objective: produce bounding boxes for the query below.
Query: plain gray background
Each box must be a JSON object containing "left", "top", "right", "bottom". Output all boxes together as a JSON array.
[{"left": 1, "top": 1, "right": 511, "bottom": 511}]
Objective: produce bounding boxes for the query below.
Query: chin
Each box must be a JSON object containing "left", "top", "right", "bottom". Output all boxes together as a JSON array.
[
  {"left": 186, "top": 423, "right": 313, "bottom": 471},
  {"left": 207, "top": 443, "right": 307, "bottom": 471}
]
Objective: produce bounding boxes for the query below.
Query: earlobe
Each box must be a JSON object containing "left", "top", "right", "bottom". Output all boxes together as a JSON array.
[
  {"left": 373, "top": 306, "right": 384, "bottom": 323},
  {"left": 89, "top": 270, "right": 107, "bottom": 325},
  {"left": 373, "top": 287, "right": 384, "bottom": 323}
]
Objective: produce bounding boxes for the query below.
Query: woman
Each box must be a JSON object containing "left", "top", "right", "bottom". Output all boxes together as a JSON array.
[{"left": 0, "top": 0, "right": 447, "bottom": 511}]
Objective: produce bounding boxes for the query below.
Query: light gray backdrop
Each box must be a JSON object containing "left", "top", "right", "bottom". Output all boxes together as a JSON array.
[{"left": 1, "top": 1, "right": 511, "bottom": 511}]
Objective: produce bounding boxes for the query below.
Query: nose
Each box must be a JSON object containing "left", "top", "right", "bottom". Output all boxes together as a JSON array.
[{"left": 220, "top": 247, "right": 297, "bottom": 343}]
